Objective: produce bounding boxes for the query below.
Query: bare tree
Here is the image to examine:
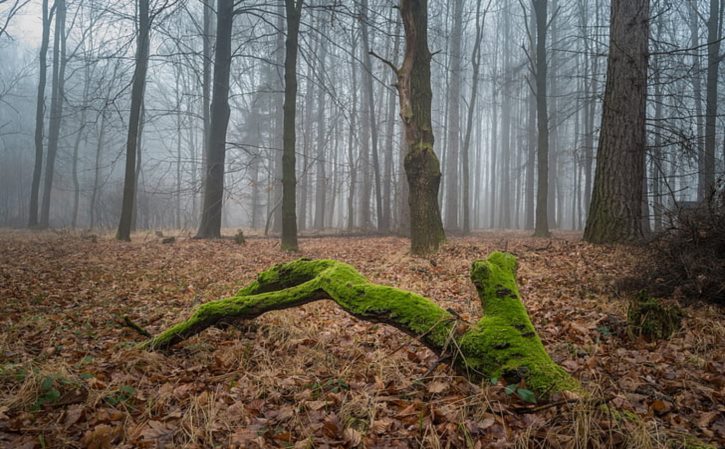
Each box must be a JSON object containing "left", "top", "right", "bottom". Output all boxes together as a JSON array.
[
  {"left": 28, "top": 0, "right": 52, "bottom": 228},
  {"left": 532, "top": 0, "right": 550, "bottom": 237},
  {"left": 396, "top": 0, "right": 445, "bottom": 254},
  {"left": 196, "top": 0, "right": 234, "bottom": 239},
  {"left": 281, "top": 0, "right": 303, "bottom": 251},
  {"left": 117, "top": 0, "right": 151, "bottom": 241},
  {"left": 39, "top": 0, "right": 66, "bottom": 229}
]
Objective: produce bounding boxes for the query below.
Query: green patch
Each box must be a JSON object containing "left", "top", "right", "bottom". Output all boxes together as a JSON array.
[
  {"left": 627, "top": 291, "right": 682, "bottom": 340},
  {"left": 104, "top": 384, "right": 136, "bottom": 406}
]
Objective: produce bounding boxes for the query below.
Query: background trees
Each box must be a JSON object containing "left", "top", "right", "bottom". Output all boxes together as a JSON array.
[{"left": 0, "top": 0, "right": 723, "bottom": 247}]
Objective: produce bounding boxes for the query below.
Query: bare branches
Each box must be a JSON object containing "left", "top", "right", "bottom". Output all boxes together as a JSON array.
[{"left": 0, "top": 0, "right": 30, "bottom": 40}]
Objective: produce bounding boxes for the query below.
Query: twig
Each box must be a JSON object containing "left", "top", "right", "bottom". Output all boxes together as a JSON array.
[{"left": 122, "top": 316, "right": 152, "bottom": 338}]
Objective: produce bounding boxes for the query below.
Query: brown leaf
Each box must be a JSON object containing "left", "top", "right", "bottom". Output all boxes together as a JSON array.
[
  {"left": 343, "top": 427, "right": 362, "bottom": 447},
  {"left": 426, "top": 381, "right": 448, "bottom": 394},
  {"left": 81, "top": 424, "right": 118, "bottom": 449}
]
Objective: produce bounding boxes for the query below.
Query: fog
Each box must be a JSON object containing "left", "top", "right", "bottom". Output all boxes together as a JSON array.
[{"left": 0, "top": 0, "right": 721, "bottom": 238}]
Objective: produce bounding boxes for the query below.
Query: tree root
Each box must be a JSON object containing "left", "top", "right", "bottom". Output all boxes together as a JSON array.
[{"left": 141, "top": 252, "right": 580, "bottom": 396}]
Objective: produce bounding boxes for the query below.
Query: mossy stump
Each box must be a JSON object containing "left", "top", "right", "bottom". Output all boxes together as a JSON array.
[
  {"left": 142, "top": 252, "right": 580, "bottom": 397},
  {"left": 627, "top": 291, "right": 683, "bottom": 340}
]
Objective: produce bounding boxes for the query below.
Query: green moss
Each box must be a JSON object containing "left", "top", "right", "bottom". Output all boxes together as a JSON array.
[
  {"left": 678, "top": 437, "right": 718, "bottom": 449},
  {"left": 461, "top": 252, "right": 580, "bottom": 394},
  {"left": 144, "top": 254, "right": 579, "bottom": 397},
  {"left": 627, "top": 291, "right": 682, "bottom": 340}
]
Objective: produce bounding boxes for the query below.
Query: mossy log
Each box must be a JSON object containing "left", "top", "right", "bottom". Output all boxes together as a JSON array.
[{"left": 143, "top": 252, "right": 579, "bottom": 396}]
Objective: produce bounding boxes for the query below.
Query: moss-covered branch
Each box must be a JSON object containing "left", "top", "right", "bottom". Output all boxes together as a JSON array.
[{"left": 142, "top": 252, "right": 579, "bottom": 396}]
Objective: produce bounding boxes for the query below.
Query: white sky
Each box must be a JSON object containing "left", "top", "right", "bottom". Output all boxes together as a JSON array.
[{"left": 2, "top": 0, "right": 43, "bottom": 49}]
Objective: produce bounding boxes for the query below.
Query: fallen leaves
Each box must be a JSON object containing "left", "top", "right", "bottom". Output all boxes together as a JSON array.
[{"left": 0, "top": 231, "right": 723, "bottom": 448}]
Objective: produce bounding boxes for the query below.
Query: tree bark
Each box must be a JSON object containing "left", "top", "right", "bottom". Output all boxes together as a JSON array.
[
  {"left": 443, "top": 0, "right": 463, "bottom": 231},
  {"left": 462, "top": 0, "right": 487, "bottom": 235},
  {"left": 584, "top": 0, "right": 649, "bottom": 244},
  {"left": 313, "top": 21, "right": 328, "bottom": 231},
  {"left": 533, "top": 0, "right": 550, "bottom": 237},
  {"left": 39, "top": 0, "right": 66, "bottom": 229},
  {"left": 397, "top": 0, "right": 445, "bottom": 255},
  {"left": 281, "top": 0, "right": 303, "bottom": 251},
  {"left": 28, "top": 0, "right": 51, "bottom": 228},
  {"left": 142, "top": 252, "right": 579, "bottom": 396},
  {"left": 701, "top": 0, "right": 721, "bottom": 198},
  {"left": 117, "top": 0, "right": 150, "bottom": 241},
  {"left": 196, "top": 0, "right": 234, "bottom": 239}
]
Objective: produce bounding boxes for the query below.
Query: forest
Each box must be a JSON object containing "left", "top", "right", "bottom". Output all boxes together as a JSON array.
[{"left": 0, "top": 0, "right": 724, "bottom": 448}]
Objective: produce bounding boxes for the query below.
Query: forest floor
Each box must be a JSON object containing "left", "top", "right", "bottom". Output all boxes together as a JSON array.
[{"left": 0, "top": 229, "right": 723, "bottom": 449}]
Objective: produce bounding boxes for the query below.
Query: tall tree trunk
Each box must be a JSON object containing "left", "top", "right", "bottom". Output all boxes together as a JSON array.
[
  {"left": 176, "top": 67, "right": 183, "bottom": 230},
  {"left": 462, "top": 0, "right": 487, "bottom": 234},
  {"left": 584, "top": 0, "right": 649, "bottom": 243},
  {"left": 271, "top": 1, "right": 285, "bottom": 234},
  {"left": 313, "top": 22, "right": 328, "bottom": 230},
  {"left": 702, "top": 0, "right": 721, "bottom": 198},
  {"left": 201, "top": 0, "right": 212, "bottom": 205},
  {"left": 689, "top": 0, "right": 705, "bottom": 202},
  {"left": 281, "top": 0, "right": 303, "bottom": 251},
  {"left": 533, "top": 0, "right": 550, "bottom": 237},
  {"left": 498, "top": 3, "right": 513, "bottom": 230},
  {"left": 397, "top": 0, "right": 445, "bottom": 254},
  {"left": 39, "top": 0, "right": 66, "bottom": 228},
  {"left": 117, "top": 0, "right": 150, "bottom": 240},
  {"left": 196, "top": 0, "right": 234, "bottom": 239},
  {"left": 346, "top": 25, "right": 358, "bottom": 232},
  {"left": 359, "top": 0, "right": 384, "bottom": 231},
  {"left": 89, "top": 111, "right": 107, "bottom": 229},
  {"left": 70, "top": 96, "right": 89, "bottom": 229},
  {"left": 29, "top": 0, "right": 51, "bottom": 228},
  {"left": 444, "top": 0, "right": 463, "bottom": 231},
  {"left": 381, "top": 19, "right": 401, "bottom": 233}
]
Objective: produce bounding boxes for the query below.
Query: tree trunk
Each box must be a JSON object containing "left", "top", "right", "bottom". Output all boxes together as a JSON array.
[
  {"left": 281, "top": 0, "right": 303, "bottom": 251},
  {"left": 39, "top": 0, "right": 67, "bottom": 229},
  {"left": 701, "top": 0, "right": 721, "bottom": 198},
  {"left": 117, "top": 0, "right": 150, "bottom": 241},
  {"left": 196, "top": 0, "right": 233, "bottom": 239},
  {"left": 381, "top": 18, "right": 401, "bottom": 233},
  {"left": 28, "top": 0, "right": 51, "bottom": 228},
  {"left": 201, "top": 0, "right": 212, "bottom": 207},
  {"left": 689, "top": 0, "right": 705, "bottom": 202},
  {"left": 584, "top": 0, "right": 649, "bottom": 244},
  {"left": 313, "top": 21, "right": 328, "bottom": 231},
  {"left": 462, "top": 0, "right": 487, "bottom": 235},
  {"left": 533, "top": 0, "right": 550, "bottom": 237},
  {"left": 444, "top": 0, "right": 463, "bottom": 231},
  {"left": 142, "top": 252, "right": 579, "bottom": 397},
  {"left": 397, "top": 0, "right": 445, "bottom": 255}
]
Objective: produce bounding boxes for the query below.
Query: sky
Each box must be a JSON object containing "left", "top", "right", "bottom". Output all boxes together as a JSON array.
[{"left": 2, "top": 0, "right": 43, "bottom": 49}]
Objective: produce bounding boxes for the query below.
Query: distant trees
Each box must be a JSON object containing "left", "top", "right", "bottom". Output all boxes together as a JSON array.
[
  {"left": 584, "top": 0, "right": 650, "bottom": 243},
  {"left": 3, "top": 0, "right": 723, "bottom": 241},
  {"left": 117, "top": 0, "right": 150, "bottom": 241}
]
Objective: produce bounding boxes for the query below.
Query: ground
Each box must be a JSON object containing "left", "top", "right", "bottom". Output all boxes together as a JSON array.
[{"left": 0, "top": 230, "right": 723, "bottom": 449}]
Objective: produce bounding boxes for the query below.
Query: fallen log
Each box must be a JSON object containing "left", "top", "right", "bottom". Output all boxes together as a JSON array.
[{"left": 142, "top": 251, "right": 579, "bottom": 396}]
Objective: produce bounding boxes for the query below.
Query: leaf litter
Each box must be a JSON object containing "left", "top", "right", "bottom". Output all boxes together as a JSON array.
[{"left": 0, "top": 229, "right": 722, "bottom": 448}]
